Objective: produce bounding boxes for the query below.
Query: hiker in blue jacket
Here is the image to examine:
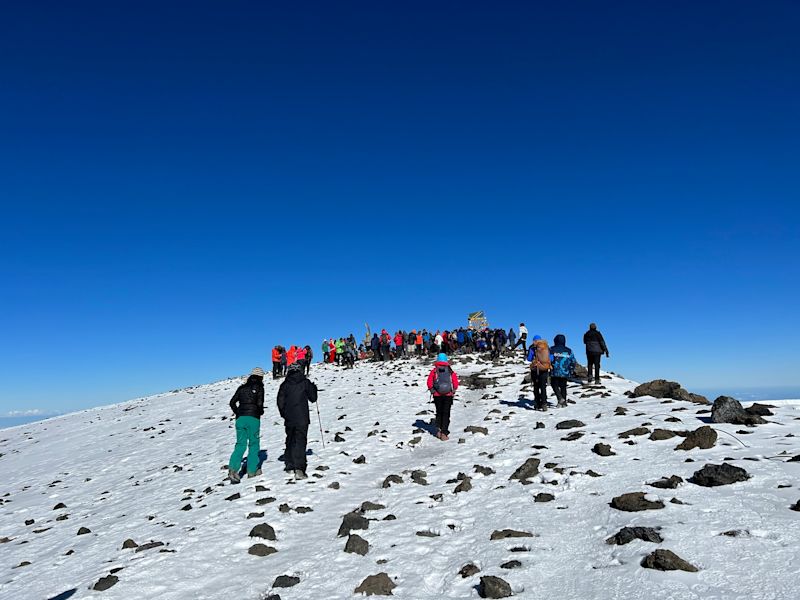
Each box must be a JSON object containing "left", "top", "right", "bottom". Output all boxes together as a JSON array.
[{"left": 549, "top": 334, "right": 576, "bottom": 407}]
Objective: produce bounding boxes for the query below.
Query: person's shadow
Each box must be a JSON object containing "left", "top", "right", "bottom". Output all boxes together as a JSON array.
[
  {"left": 413, "top": 418, "right": 439, "bottom": 438},
  {"left": 238, "top": 449, "right": 269, "bottom": 476},
  {"left": 500, "top": 397, "right": 534, "bottom": 410}
]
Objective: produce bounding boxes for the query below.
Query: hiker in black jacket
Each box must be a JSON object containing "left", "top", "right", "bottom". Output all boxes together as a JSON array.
[
  {"left": 277, "top": 363, "right": 319, "bottom": 479},
  {"left": 583, "top": 323, "right": 609, "bottom": 384},
  {"left": 227, "top": 367, "right": 265, "bottom": 483}
]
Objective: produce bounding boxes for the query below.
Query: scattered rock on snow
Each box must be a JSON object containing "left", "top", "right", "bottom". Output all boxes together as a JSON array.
[
  {"left": 93, "top": 575, "right": 119, "bottom": 591},
  {"left": 338, "top": 512, "right": 370, "bottom": 537},
  {"left": 711, "top": 397, "right": 767, "bottom": 425},
  {"left": 675, "top": 426, "right": 717, "bottom": 451},
  {"left": 592, "top": 443, "right": 615, "bottom": 456},
  {"left": 272, "top": 575, "right": 300, "bottom": 588},
  {"left": 509, "top": 458, "right": 540, "bottom": 482},
  {"left": 478, "top": 575, "right": 513, "bottom": 598},
  {"left": 606, "top": 526, "right": 663, "bottom": 545},
  {"left": 121, "top": 539, "right": 138, "bottom": 549},
  {"left": 746, "top": 403, "right": 774, "bottom": 416},
  {"left": 248, "top": 543, "right": 277, "bottom": 556},
  {"left": 640, "top": 549, "right": 699, "bottom": 572},
  {"left": 459, "top": 563, "right": 480, "bottom": 578},
  {"left": 534, "top": 493, "right": 555, "bottom": 503},
  {"left": 360, "top": 501, "right": 386, "bottom": 512},
  {"left": 688, "top": 463, "right": 751, "bottom": 487},
  {"left": 618, "top": 427, "right": 650, "bottom": 438},
  {"left": 454, "top": 476, "right": 473, "bottom": 493},
  {"left": 465, "top": 425, "right": 489, "bottom": 435},
  {"left": 555, "top": 420, "right": 585, "bottom": 430},
  {"left": 249, "top": 523, "right": 276, "bottom": 541},
  {"left": 649, "top": 429, "right": 678, "bottom": 441},
  {"left": 382, "top": 474, "right": 403, "bottom": 488},
  {"left": 490, "top": 529, "right": 533, "bottom": 540},
  {"left": 354, "top": 572, "right": 396, "bottom": 596},
  {"left": 77, "top": 527, "right": 91, "bottom": 535},
  {"left": 610, "top": 492, "right": 665, "bottom": 512},
  {"left": 648, "top": 475, "right": 684, "bottom": 489},
  {"left": 345, "top": 534, "right": 370, "bottom": 555},
  {"left": 631, "top": 380, "right": 708, "bottom": 405},
  {"left": 501, "top": 560, "right": 522, "bottom": 569}
]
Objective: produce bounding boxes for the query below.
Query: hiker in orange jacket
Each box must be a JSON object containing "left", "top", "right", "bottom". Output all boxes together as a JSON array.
[
  {"left": 271, "top": 346, "right": 282, "bottom": 380},
  {"left": 287, "top": 346, "right": 297, "bottom": 366}
]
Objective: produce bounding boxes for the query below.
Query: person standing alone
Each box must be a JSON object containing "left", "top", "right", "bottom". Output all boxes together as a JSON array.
[
  {"left": 511, "top": 323, "right": 528, "bottom": 353},
  {"left": 583, "top": 323, "right": 609, "bottom": 384},
  {"left": 277, "top": 363, "right": 318, "bottom": 479},
  {"left": 227, "top": 367, "right": 265, "bottom": 482},
  {"left": 426, "top": 352, "right": 459, "bottom": 441}
]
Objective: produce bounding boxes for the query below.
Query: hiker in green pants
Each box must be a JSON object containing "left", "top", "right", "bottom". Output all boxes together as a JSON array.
[{"left": 227, "top": 367, "right": 265, "bottom": 482}]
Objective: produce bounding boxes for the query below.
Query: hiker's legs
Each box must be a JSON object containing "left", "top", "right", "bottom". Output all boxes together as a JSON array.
[
  {"left": 535, "top": 371, "right": 548, "bottom": 407},
  {"left": 245, "top": 418, "right": 261, "bottom": 475},
  {"left": 587, "top": 353, "right": 601, "bottom": 381},
  {"left": 434, "top": 396, "right": 452, "bottom": 435},
  {"left": 551, "top": 376, "right": 567, "bottom": 404},
  {"left": 229, "top": 417, "right": 250, "bottom": 471},
  {"left": 288, "top": 424, "right": 308, "bottom": 473},
  {"left": 284, "top": 425, "right": 296, "bottom": 470}
]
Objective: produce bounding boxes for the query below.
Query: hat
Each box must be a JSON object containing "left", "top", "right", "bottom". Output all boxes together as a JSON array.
[
  {"left": 532, "top": 335, "right": 542, "bottom": 341},
  {"left": 251, "top": 367, "right": 265, "bottom": 377},
  {"left": 288, "top": 363, "right": 303, "bottom": 372},
  {"left": 437, "top": 352, "right": 448, "bottom": 362},
  {"left": 590, "top": 323, "right": 597, "bottom": 330}
]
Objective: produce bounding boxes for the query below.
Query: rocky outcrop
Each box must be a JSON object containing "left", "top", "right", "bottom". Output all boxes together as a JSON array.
[
  {"left": 711, "top": 397, "right": 767, "bottom": 425},
  {"left": 631, "top": 380, "right": 708, "bottom": 405},
  {"left": 689, "top": 463, "right": 750, "bottom": 487}
]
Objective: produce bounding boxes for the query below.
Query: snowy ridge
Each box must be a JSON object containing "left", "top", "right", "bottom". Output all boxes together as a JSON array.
[{"left": 1, "top": 356, "right": 798, "bottom": 599}]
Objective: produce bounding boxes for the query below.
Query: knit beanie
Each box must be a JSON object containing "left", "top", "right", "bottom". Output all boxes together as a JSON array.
[
  {"left": 251, "top": 367, "right": 265, "bottom": 377},
  {"left": 437, "top": 352, "right": 448, "bottom": 362}
]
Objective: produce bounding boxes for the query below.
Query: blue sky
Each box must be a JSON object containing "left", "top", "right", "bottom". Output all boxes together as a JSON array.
[{"left": 1, "top": 1, "right": 798, "bottom": 414}]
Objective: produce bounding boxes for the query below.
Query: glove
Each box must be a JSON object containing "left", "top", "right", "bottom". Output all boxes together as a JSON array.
[{"left": 605, "top": 352, "right": 610, "bottom": 358}]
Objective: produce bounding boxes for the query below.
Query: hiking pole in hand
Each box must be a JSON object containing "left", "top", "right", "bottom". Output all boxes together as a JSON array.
[{"left": 315, "top": 401, "right": 325, "bottom": 448}]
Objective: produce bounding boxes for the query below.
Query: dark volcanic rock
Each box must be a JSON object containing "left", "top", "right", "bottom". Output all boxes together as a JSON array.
[
  {"left": 501, "top": 560, "right": 522, "bottom": 569},
  {"left": 631, "top": 380, "right": 708, "bottom": 405},
  {"left": 354, "top": 572, "right": 396, "bottom": 596},
  {"left": 592, "top": 443, "right": 615, "bottom": 456},
  {"left": 474, "top": 464, "right": 496, "bottom": 476},
  {"left": 134, "top": 541, "right": 164, "bottom": 553},
  {"left": 345, "top": 533, "right": 369, "bottom": 555},
  {"left": 618, "top": 427, "right": 650, "bottom": 438},
  {"left": 459, "top": 563, "right": 480, "bottom": 578},
  {"left": 711, "top": 397, "right": 767, "bottom": 425},
  {"left": 509, "top": 458, "right": 540, "bottom": 481},
  {"left": 649, "top": 429, "right": 678, "bottom": 441},
  {"left": 465, "top": 425, "right": 489, "bottom": 435},
  {"left": 606, "top": 526, "right": 663, "bottom": 545},
  {"left": 689, "top": 463, "right": 750, "bottom": 487},
  {"left": 338, "top": 511, "right": 369, "bottom": 537},
  {"left": 249, "top": 523, "right": 277, "bottom": 541},
  {"left": 610, "top": 492, "right": 665, "bottom": 512},
  {"left": 410, "top": 470, "right": 428, "bottom": 485},
  {"left": 534, "top": 493, "right": 555, "bottom": 503},
  {"left": 121, "top": 539, "right": 138, "bottom": 549},
  {"left": 382, "top": 474, "right": 403, "bottom": 488},
  {"left": 93, "top": 575, "right": 119, "bottom": 591},
  {"left": 454, "top": 477, "right": 473, "bottom": 494},
  {"left": 746, "top": 403, "right": 774, "bottom": 416},
  {"left": 791, "top": 500, "right": 800, "bottom": 512},
  {"left": 478, "top": 575, "right": 513, "bottom": 598},
  {"left": 248, "top": 543, "right": 277, "bottom": 556},
  {"left": 648, "top": 475, "right": 684, "bottom": 489},
  {"left": 676, "top": 426, "right": 717, "bottom": 451},
  {"left": 555, "top": 420, "right": 585, "bottom": 430},
  {"left": 490, "top": 529, "right": 533, "bottom": 540},
  {"left": 77, "top": 527, "right": 91, "bottom": 535},
  {"left": 562, "top": 431, "right": 584, "bottom": 441},
  {"left": 273, "top": 575, "right": 300, "bottom": 588},
  {"left": 641, "top": 549, "right": 699, "bottom": 572}
]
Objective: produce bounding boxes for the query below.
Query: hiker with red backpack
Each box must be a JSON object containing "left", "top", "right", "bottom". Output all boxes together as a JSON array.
[
  {"left": 426, "top": 352, "right": 459, "bottom": 440},
  {"left": 528, "top": 335, "right": 551, "bottom": 410}
]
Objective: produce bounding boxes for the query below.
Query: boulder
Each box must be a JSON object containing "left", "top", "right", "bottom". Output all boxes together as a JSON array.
[
  {"left": 509, "top": 458, "right": 540, "bottom": 481},
  {"left": 500, "top": 560, "right": 522, "bottom": 569},
  {"left": 711, "top": 397, "right": 767, "bottom": 425},
  {"left": 360, "top": 501, "right": 386, "bottom": 513},
  {"left": 675, "top": 426, "right": 717, "bottom": 451},
  {"left": 606, "top": 526, "right": 663, "bottom": 545},
  {"left": 338, "top": 512, "right": 369, "bottom": 537},
  {"left": 649, "top": 429, "right": 678, "bottom": 441},
  {"left": 248, "top": 544, "right": 277, "bottom": 556},
  {"left": 688, "top": 463, "right": 750, "bottom": 487},
  {"left": 478, "top": 575, "right": 513, "bottom": 598},
  {"left": 791, "top": 500, "right": 800, "bottom": 512},
  {"left": 555, "top": 420, "right": 585, "bottom": 430},
  {"left": 345, "top": 534, "right": 370, "bottom": 555},
  {"left": 490, "top": 529, "right": 533, "bottom": 540},
  {"left": 534, "top": 493, "right": 554, "bottom": 503},
  {"left": 640, "top": 549, "right": 699, "bottom": 572},
  {"left": 610, "top": 492, "right": 665, "bottom": 512},
  {"left": 381, "top": 474, "right": 403, "bottom": 488},
  {"left": 459, "top": 563, "right": 480, "bottom": 578},
  {"left": 746, "top": 403, "right": 774, "bottom": 416},
  {"left": 249, "top": 524, "right": 276, "bottom": 541},
  {"left": 273, "top": 575, "right": 300, "bottom": 588},
  {"left": 648, "top": 475, "right": 683, "bottom": 489},
  {"left": 465, "top": 425, "right": 489, "bottom": 435},
  {"left": 93, "top": 575, "right": 119, "bottom": 591},
  {"left": 354, "top": 572, "right": 396, "bottom": 596},
  {"left": 631, "top": 380, "right": 708, "bottom": 405},
  {"left": 592, "top": 443, "right": 615, "bottom": 456},
  {"left": 618, "top": 427, "right": 650, "bottom": 438}
]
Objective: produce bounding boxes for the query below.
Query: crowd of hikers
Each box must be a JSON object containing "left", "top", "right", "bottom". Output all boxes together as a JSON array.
[{"left": 228, "top": 322, "right": 609, "bottom": 480}]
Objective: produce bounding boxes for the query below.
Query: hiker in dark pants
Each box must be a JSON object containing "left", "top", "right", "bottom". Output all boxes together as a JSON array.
[
  {"left": 583, "top": 323, "right": 609, "bottom": 384},
  {"left": 277, "top": 363, "right": 318, "bottom": 479},
  {"left": 511, "top": 323, "right": 528, "bottom": 353},
  {"left": 549, "top": 334, "right": 576, "bottom": 407},
  {"left": 303, "top": 345, "right": 313, "bottom": 375},
  {"left": 227, "top": 367, "right": 265, "bottom": 482},
  {"left": 529, "top": 336, "right": 551, "bottom": 410},
  {"left": 426, "top": 352, "right": 459, "bottom": 441}
]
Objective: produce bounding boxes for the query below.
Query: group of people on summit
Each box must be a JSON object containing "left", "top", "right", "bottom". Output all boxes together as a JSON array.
[{"left": 227, "top": 322, "right": 609, "bottom": 481}]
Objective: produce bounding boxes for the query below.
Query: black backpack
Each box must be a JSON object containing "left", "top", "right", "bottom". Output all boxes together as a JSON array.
[{"left": 433, "top": 365, "right": 454, "bottom": 394}]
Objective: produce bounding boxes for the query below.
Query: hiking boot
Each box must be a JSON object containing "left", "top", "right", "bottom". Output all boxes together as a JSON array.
[
  {"left": 440, "top": 433, "right": 449, "bottom": 441},
  {"left": 227, "top": 468, "right": 241, "bottom": 483},
  {"left": 247, "top": 469, "right": 262, "bottom": 479},
  {"left": 294, "top": 470, "right": 307, "bottom": 480}
]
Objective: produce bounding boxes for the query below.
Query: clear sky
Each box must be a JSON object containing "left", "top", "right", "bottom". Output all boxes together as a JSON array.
[{"left": 1, "top": 1, "right": 798, "bottom": 415}]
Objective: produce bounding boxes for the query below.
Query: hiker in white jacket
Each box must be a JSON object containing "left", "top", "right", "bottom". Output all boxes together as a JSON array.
[{"left": 511, "top": 323, "right": 528, "bottom": 353}]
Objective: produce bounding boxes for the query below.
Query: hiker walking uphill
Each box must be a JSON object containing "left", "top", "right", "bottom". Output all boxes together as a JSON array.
[
  {"left": 583, "top": 323, "right": 609, "bottom": 384},
  {"left": 277, "top": 363, "right": 319, "bottom": 479},
  {"left": 549, "top": 334, "right": 576, "bottom": 407},
  {"left": 528, "top": 336, "right": 551, "bottom": 410},
  {"left": 426, "top": 353, "right": 459, "bottom": 441},
  {"left": 271, "top": 346, "right": 282, "bottom": 380},
  {"left": 227, "top": 367, "right": 265, "bottom": 483},
  {"left": 511, "top": 323, "right": 528, "bottom": 353}
]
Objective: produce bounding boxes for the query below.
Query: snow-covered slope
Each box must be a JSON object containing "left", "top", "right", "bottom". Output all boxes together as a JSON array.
[{"left": 1, "top": 357, "right": 798, "bottom": 600}]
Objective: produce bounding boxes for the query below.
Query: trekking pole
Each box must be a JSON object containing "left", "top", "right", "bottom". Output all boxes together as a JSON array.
[{"left": 315, "top": 402, "right": 326, "bottom": 448}]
